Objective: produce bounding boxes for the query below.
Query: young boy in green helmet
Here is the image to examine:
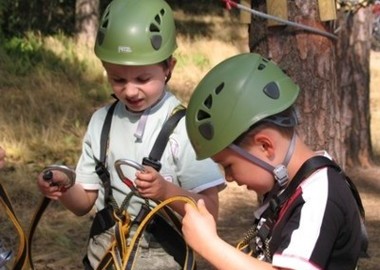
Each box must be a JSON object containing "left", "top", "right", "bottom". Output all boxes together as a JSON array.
[
  {"left": 182, "top": 53, "right": 367, "bottom": 270},
  {"left": 36, "top": 0, "right": 224, "bottom": 269}
]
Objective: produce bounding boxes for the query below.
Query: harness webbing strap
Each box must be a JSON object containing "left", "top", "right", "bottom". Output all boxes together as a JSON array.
[
  {"left": 238, "top": 155, "right": 368, "bottom": 260},
  {"left": 143, "top": 106, "right": 186, "bottom": 171},
  {"left": 266, "top": 156, "right": 366, "bottom": 222},
  {"left": 0, "top": 182, "right": 29, "bottom": 270},
  {"left": 95, "top": 99, "right": 118, "bottom": 206}
]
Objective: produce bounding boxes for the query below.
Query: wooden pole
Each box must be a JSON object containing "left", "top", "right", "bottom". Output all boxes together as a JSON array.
[
  {"left": 240, "top": 0, "right": 251, "bottom": 24},
  {"left": 318, "top": 0, "right": 337, "bottom": 21},
  {"left": 266, "top": 0, "right": 288, "bottom": 26}
]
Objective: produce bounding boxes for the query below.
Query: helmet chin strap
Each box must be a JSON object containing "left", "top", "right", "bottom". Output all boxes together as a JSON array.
[
  {"left": 229, "top": 132, "right": 296, "bottom": 186},
  {"left": 228, "top": 132, "right": 297, "bottom": 216}
]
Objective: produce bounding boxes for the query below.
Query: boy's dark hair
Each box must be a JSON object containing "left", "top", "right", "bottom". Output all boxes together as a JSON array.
[{"left": 234, "top": 106, "right": 298, "bottom": 146}]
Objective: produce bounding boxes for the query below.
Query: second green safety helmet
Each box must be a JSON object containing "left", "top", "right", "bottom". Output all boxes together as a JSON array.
[
  {"left": 186, "top": 53, "right": 300, "bottom": 160},
  {"left": 95, "top": 0, "right": 177, "bottom": 65}
]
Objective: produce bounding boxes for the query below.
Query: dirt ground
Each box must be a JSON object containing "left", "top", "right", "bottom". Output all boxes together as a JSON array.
[{"left": 1, "top": 166, "right": 379, "bottom": 270}]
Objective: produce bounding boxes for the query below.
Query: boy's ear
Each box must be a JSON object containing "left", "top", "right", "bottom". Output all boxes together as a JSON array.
[
  {"left": 168, "top": 57, "right": 177, "bottom": 72},
  {"left": 254, "top": 133, "right": 275, "bottom": 159}
]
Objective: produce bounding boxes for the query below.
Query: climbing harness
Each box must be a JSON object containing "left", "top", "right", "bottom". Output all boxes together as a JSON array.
[
  {"left": 236, "top": 155, "right": 368, "bottom": 261},
  {"left": 96, "top": 195, "right": 197, "bottom": 270},
  {"left": 84, "top": 100, "right": 195, "bottom": 270},
  {"left": 222, "top": 0, "right": 338, "bottom": 40}
]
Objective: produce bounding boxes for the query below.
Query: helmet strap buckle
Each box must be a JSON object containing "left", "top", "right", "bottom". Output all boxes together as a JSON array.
[{"left": 273, "top": 164, "right": 288, "bottom": 188}]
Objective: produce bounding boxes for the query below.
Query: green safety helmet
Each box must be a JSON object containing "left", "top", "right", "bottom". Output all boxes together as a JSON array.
[
  {"left": 94, "top": 0, "right": 177, "bottom": 65},
  {"left": 186, "top": 53, "right": 300, "bottom": 160}
]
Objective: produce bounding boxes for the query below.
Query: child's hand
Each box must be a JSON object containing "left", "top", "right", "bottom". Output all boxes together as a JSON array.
[
  {"left": 36, "top": 170, "right": 70, "bottom": 200},
  {"left": 182, "top": 199, "right": 218, "bottom": 253},
  {"left": 135, "top": 166, "right": 167, "bottom": 200},
  {"left": 0, "top": 146, "right": 6, "bottom": 169}
]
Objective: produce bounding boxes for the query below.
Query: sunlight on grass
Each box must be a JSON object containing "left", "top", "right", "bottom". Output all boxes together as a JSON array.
[{"left": 170, "top": 37, "right": 242, "bottom": 104}]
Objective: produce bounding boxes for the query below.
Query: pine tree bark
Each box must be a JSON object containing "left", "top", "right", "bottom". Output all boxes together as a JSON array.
[
  {"left": 75, "top": 0, "right": 99, "bottom": 47},
  {"left": 248, "top": 0, "right": 373, "bottom": 168},
  {"left": 336, "top": 6, "right": 373, "bottom": 167}
]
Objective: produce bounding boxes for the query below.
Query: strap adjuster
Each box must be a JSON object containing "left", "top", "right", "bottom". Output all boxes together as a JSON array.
[
  {"left": 273, "top": 164, "right": 288, "bottom": 187},
  {"left": 142, "top": 157, "right": 162, "bottom": 172}
]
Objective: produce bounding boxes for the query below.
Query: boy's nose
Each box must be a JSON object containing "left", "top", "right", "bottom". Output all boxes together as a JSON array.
[{"left": 124, "top": 83, "right": 139, "bottom": 97}]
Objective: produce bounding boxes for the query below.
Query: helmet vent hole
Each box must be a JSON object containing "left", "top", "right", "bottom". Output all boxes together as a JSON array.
[
  {"left": 215, "top": 82, "right": 224, "bottom": 95},
  {"left": 199, "top": 123, "right": 214, "bottom": 140},
  {"left": 204, "top": 95, "right": 213, "bottom": 109},
  {"left": 263, "top": 82, "right": 280, "bottom": 99},
  {"left": 197, "top": 109, "right": 211, "bottom": 121},
  {"left": 154, "top": 14, "right": 162, "bottom": 28},
  {"left": 96, "top": 32, "right": 105, "bottom": 46},
  {"left": 150, "top": 35, "right": 162, "bottom": 50},
  {"left": 150, "top": 22, "right": 160, "bottom": 33},
  {"left": 160, "top": 8, "right": 166, "bottom": 16},
  {"left": 258, "top": 63, "right": 266, "bottom": 70}
]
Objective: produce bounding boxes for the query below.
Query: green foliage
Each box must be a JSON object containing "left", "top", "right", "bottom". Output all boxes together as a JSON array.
[
  {"left": 3, "top": 34, "right": 44, "bottom": 74},
  {"left": 1, "top": 0, "right": 76, "bottom": 37}
]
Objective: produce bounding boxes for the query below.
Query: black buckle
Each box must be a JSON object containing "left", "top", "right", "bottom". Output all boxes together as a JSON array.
[{"left": 142, "top": 157, "right": 162, "bottom": 172}]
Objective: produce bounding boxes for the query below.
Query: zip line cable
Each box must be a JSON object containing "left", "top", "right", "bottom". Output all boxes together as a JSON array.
[{"left": 222, "top": 0, "right": 338, "bottom": 40}]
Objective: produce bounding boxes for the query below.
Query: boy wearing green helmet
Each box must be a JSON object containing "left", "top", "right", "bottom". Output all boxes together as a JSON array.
[
  {"left": 36, "top": 0, "right": 224, "bottom": 269},
  {"left": 182, "top": 53, "right": 367, "bottom": 270}
]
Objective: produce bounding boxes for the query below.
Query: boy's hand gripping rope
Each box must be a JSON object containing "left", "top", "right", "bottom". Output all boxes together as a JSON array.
[
  {"left": 92, "top": 159, "right": 198, "bottom": 270},
  {"left": 96, "top": 196, "right": 198, "bottom": 270},
  {"left": 222, "top": 0, "right": 338, "bottom": 40}
]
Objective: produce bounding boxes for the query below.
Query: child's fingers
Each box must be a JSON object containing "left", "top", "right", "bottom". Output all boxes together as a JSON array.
[
  {"left": 196, "top": 199, "right": 208, "bottom": 213},
  {"left": 184, "top": 200, "right": 197, "bottom": 212}
]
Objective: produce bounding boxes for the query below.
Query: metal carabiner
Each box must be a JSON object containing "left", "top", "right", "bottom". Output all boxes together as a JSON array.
[
  {"left": 0, "top": 249, "right": 12, "bottom": 268},
  {"left": 114, "top": 159, "right": 145, "bottom": 193},
  {"left": 42, "top": 164, "right": 76, "bottom": 191}
]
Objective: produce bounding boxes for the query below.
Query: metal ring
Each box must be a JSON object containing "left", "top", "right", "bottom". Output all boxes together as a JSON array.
[{"left": 43, "top": 164, "right": 76, "bottom": 189}]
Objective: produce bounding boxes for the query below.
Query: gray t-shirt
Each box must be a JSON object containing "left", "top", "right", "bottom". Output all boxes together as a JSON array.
[{"left": 76, "top": 91, "right": 225, "bottom": 217}]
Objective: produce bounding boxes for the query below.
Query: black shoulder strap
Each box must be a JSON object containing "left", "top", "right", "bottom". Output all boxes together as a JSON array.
[
  {"left": 259, "top": 155, "right": 368, "bottom": 258},
  {"left": 267, "top": 156, "right": 365, "bottom": 216},
  {"left": 142, "top": 106, "right": 186, "bottom": 171},
  {"left": 95, "top": 99, "right": 119, "bottom": 206},
  {"left": 98, "top": 100, "right": 119, "bottom": 166},
  {"left": 89, "top": 104, "right": 186, "bottom": 240},
  {"left": 257, "top": 156, "right": 339, "bottom": 241}
]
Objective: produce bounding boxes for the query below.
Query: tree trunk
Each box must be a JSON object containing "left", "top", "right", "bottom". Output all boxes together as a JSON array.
[
  {"left": 249, "top": 0, "right": 345, "bottom": 165},
  {"left": 336, "top": 6, "right": 373, "bottom": 168},
  {"left": 75, "top": 0, "right": 99, "bottom": 47}
]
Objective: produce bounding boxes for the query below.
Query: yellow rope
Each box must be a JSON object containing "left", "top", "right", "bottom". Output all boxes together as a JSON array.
[{"left": 97, "top": 195, "right": 197, "bottom": 270}]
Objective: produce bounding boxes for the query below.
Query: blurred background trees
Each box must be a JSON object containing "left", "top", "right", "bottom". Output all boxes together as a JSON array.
[{"left": 1, "top": 0, "right": 379, "bottom": 168}]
